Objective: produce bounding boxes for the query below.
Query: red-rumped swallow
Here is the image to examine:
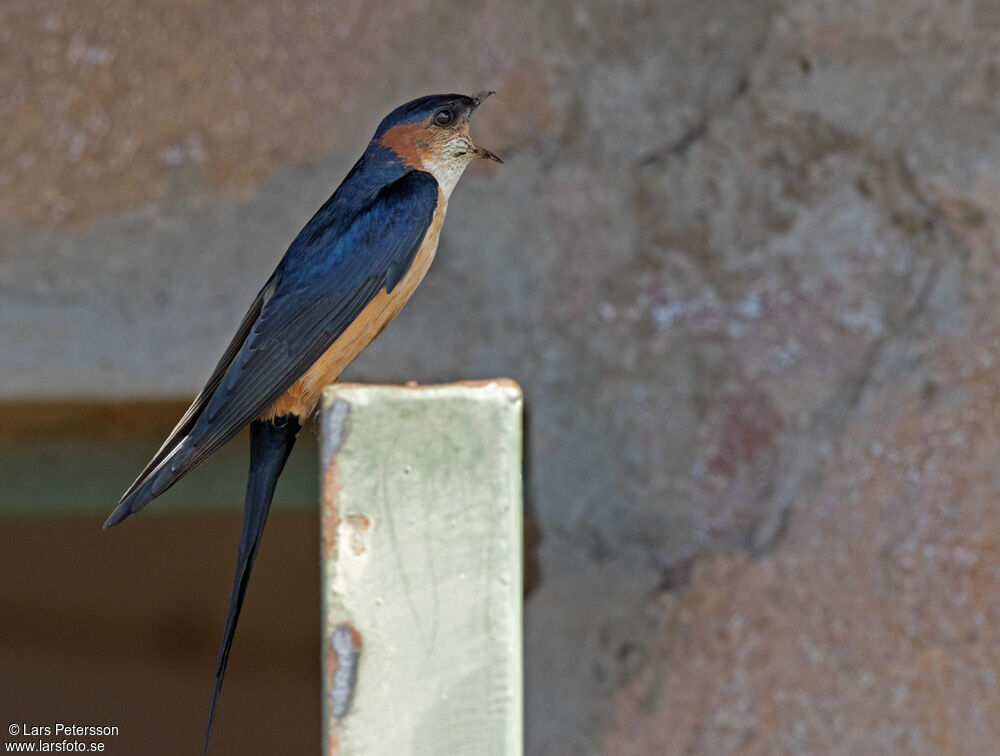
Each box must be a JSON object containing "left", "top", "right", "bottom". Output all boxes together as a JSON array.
[{"left": 102, "top": 92, "right": 501, "bottom": 752}]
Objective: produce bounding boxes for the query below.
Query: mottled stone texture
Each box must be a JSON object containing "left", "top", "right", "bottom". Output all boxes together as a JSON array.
[{"left": 3, "top": 0, "right": 1000, "bottom": 753}]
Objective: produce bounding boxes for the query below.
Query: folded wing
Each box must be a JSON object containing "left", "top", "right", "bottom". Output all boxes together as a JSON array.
[{"left": 105, "top": 169, "right": 440, "bottom": 527}]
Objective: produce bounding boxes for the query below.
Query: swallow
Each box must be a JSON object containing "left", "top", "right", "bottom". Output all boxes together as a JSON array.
[{"left": 102, "top": 92, "right": 501, "bottom": 752}]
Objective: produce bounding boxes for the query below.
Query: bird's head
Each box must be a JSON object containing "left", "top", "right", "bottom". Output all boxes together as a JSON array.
[{"left": 373, "top": 92, "right": 502, "bottom": 197}]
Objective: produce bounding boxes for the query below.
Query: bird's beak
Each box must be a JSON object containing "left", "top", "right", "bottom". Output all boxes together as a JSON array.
[
  {"left": 471, "top": 90, "right": 495, "bottom": 109},
  {"left": 469, "top": 91, "right": 502, "bottom": 163},
  {"left": 473, "top": 146, "right": 503, "bottom": 163}
]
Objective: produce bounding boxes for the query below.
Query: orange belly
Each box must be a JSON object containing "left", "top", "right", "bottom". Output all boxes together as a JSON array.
[{"left": 262, "top": 191, "right": 446, "bottom": 420}]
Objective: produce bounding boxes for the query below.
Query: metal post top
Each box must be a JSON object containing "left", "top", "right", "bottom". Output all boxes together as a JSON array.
[{"left": 322, "top": 377, "right": 523, "bottom": 406}]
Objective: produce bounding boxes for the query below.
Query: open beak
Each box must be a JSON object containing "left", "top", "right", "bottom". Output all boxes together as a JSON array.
[
  {"left": 473, "top": 146, "right": 503, "bottom": 163},
  {"left": 469, "top": 91, "right": 503, "bottom": 163},
  {"left": 471, "top": 90, "right": 495, "bottom": 109}
]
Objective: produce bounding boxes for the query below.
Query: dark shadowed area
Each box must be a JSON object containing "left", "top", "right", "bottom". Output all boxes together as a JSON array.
[{"left": 3, "top": 0, "right": 1000, "bottom": 753}]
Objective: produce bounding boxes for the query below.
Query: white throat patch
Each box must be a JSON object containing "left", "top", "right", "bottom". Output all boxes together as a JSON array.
[{"left": 420, "top": 136, "right": 475, "bottom": 200}]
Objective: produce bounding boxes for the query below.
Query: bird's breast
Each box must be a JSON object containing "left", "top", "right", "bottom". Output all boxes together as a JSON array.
[{"left": 262, "top": 190, "right": 448, "bottom": 420}]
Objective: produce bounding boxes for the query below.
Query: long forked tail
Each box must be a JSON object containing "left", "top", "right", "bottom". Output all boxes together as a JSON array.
[{"left": 204, "top": 414, "right": 300, "bottom": 754}]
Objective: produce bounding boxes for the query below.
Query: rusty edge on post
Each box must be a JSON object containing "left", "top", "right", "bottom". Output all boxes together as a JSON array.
[{"left": 320, "top": 398, "right": 358, "bottom": 755}]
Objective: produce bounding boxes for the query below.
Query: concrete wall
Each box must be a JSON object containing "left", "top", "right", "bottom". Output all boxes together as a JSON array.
[{"left": 4, "top": 0, "right": 1000, "bottom": 752}]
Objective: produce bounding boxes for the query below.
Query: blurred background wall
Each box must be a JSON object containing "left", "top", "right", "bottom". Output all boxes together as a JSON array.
[{"left": 3, "top": 0, "right": 1000, "bottom": 753}]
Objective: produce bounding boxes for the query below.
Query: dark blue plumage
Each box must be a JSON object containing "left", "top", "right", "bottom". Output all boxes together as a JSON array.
[
  {"left": 204, "top": 413, "right": 300, "bottom": 754},
  {"left": 104, "top": 152, "right": 439, "bottom": 528},
  {"left": 102, "top": 92, "right": 499, "bottom": 753},
  {"left": 373, "top": 93, "right": 475, "bottom": 138}
]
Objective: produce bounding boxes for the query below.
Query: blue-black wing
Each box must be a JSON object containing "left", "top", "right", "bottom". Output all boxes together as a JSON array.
[{"left": 105, "top": 169, "right": 439, "bottom": 527}]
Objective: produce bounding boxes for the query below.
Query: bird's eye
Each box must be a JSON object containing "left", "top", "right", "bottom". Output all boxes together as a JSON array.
[{"left": 433, "top": 108, "right": 454, "bottom": 126}]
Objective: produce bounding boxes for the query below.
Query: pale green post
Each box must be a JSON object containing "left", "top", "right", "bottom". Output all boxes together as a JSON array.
[{"left": 319, "top": 380, "right": 523, "bottom": 756}]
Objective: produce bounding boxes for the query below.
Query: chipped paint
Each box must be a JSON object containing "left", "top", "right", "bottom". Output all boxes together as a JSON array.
[
  {"left": 321, "top": 457, "right": 342, "bottom": 562},
  {"left": 344, "top": 514, "right": 372, "bottom": 556},
  {"left": 321, "top": 399, "right": 351, "bottom": 561},
  {"left": 329, "top": 623, "right": 363, "bottom": 722}
]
